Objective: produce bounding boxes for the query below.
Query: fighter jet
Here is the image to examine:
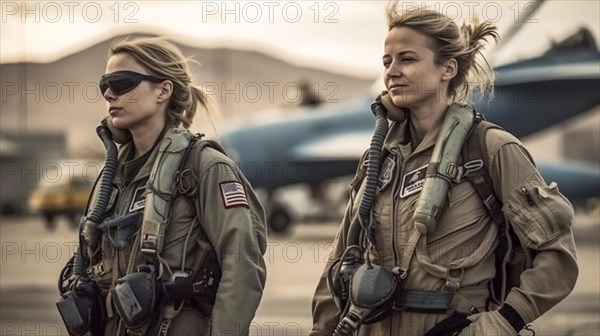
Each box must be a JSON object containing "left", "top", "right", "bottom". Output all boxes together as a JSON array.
[{"left": 220, "top": 27, "right": 600, "bottom": 233}]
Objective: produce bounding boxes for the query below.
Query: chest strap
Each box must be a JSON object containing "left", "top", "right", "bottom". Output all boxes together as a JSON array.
[
  {"left": 140, "top": 128, "right": 197, "bottom": 257},
  {"left": 394, "top": 290, "right": 453, "bottom": 314}
]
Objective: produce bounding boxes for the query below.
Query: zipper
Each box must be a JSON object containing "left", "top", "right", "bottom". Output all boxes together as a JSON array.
[
  {"left": 519, "top": 188, "right": 534, "bottom": 206},
  {"left": 115, "top": 180, "right": 143, "bottom": 276},
  {"left": 390, "top": 155, "right": 403, "bottom": 270}
]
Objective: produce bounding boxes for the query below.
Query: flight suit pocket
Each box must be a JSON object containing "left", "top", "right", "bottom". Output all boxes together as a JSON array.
[{"left": 503, "top": 182, "right": 574, "bottom": 249}]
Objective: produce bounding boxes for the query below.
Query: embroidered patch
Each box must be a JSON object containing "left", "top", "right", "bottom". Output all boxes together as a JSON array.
[
  {"left": 220, "top": 181, "right": 249, "bottom": 209},
  {"left": 400, "top": 164, "right": 428, "bottom": 198},
  {"left": 378, "top": 156, "right": 396, "bottom": 192},
  {"left": 129, "top": 186, "right": 146, "bottom": 212}
]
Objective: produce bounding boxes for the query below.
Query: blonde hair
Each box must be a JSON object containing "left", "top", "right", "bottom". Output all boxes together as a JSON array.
[
  {"left": 386, "top": 1, "right": 499, "bottom": 102},
  {"left": 109, "top": 36, "right": 217, "bottom": 129}
]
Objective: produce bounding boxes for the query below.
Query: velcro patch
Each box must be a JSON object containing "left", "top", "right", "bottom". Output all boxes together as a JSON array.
[
  {"left": 129, "top": 186, "right": 146, "bottom": 212},
  {"left": 400, "top": 164, "right": 427, "bottom": 198},
  {"left": 378, "top": 156, "right": 395, "bottom": 192},
  {"left": 220, "top": 181, "right": 249, "bottom": 209}
]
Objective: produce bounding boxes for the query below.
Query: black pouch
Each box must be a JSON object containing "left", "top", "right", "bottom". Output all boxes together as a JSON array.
[
  {"left": 350, "top": 263, "right": 399, "bottom": 324},
  {"left": 112, "top": 264, "right": 161, "bottom": 329},
  {"left": 164, "top": 249, "right": 222, "bottom": 318},
  {"left": 56, "top": 280, "right": 105, "bottom": 336},
  {"left": 98, "top": 211, "right": 143, "bottom": 250}
]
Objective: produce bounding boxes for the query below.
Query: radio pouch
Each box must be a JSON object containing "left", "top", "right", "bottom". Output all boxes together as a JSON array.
[
  {"left": 56, "top": 280, "right": 104, "bottom": 336},
  {"left": 351, "top": 263, "right": 399, "bottom": 324},
  {"left": 112, "top": 264, "right": 160, "bottom": 329}
]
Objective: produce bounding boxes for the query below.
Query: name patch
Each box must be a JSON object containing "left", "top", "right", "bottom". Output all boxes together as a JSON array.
[
  {"left": 129, "top": 186, "right": 146, "bottom": 212},
  {"left": 400, "top": 164, "right": 427, "bottom": 198}
]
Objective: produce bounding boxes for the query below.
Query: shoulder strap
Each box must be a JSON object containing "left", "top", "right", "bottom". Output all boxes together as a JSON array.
[
  {"left": 462, "top": 118, "right": 505, "bottom": 225},
  {"left": 140, "top": 129, "right": 200, "bottom": 257},
  {"left": 462, "top": 116, "right": 512, "bottom": 304}
]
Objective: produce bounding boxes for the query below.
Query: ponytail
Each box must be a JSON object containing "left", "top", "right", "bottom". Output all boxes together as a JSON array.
[{"left": 453, "top": 20, "right": 499, "bottom": 102}]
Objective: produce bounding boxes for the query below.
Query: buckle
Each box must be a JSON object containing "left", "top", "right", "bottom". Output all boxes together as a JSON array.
[
  {"left": 445, "top": 268, "right": 464, "bottom": 292},
  {"left": 192, "top": 277, "right": 215, "bottom": 292},
  {"left": 463, "top": 159, "right": 484, "bottom": 177},
  {"left": 483, "top": 194, "right": 496, "bottom": 211},
  {"left": 445, "top": 162, "right": 461, "bottom": 183},
  {"left": 88, "top": 262, "right": 106, "bottom": 277},
  {"left": 192, "top": 281, "right": 203, "bottom": 293}
]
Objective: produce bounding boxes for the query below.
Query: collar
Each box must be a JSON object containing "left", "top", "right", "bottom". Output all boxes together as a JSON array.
[
  {"left": 114, "top": 126, "right": 169, "bottom": 186},
  {"left": 383, "top": 108, "right": 448, "bottom": 157}
]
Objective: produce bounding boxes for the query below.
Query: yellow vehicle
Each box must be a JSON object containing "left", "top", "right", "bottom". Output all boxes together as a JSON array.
[{"left": 28, "top": 175, "right": 93, "bottom": 230}]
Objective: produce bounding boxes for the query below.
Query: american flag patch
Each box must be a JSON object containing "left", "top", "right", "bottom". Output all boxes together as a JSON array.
[{"left": 219, "top": 181, "right": 249, "bottom": 209}]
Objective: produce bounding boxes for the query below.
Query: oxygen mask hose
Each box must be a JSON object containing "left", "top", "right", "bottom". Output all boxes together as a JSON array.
[
  {"left": 74, "top": 119, "right": 119, "bottom": 276},
  {"left": 334, "top": 306, "right": 372, "bottom": 336},
  {"left": 330, "top": 96, "right": 392, "bottom": 336},
  {"left": 87, "top": 121, "right": 118, "bottom": 225},
  {"left": 346, "top": 97, "right": 389, "bottom": 246}
]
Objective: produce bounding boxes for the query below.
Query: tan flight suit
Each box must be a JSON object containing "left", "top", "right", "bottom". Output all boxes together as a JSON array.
[
  {"left": 87, "top": 128, "right": 267, "bottom": 336},
  {"left": 310, "top": 113, "right": 578, "bottom": 335}
]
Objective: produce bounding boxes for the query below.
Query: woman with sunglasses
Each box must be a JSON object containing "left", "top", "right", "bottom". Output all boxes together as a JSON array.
[{"left": 78, "top": 36, "right": 267, "bottom": 336}]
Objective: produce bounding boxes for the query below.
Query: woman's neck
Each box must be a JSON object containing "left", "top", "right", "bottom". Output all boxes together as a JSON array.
[
  {"left": 408, "top": 99, "right": 449, "bottom": 139},
  {"left": 130, "top": 121, "right": 166, "bottom": 159}
]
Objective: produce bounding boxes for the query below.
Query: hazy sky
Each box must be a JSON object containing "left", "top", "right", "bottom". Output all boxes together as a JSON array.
[{"left": 1, "top": 1, "right": 599, "bottom": 78}]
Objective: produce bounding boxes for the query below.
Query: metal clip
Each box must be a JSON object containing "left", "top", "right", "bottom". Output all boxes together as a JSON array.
[{"left": 463, "top": 159, "right": 484, "bottom": 177}]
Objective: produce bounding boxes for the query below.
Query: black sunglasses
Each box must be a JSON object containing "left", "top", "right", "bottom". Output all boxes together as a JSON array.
[{"left": 99, "top": 71, "right": 164, "bottom": 95}]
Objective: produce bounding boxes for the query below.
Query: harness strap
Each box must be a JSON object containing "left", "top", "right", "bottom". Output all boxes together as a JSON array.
[
  {"left": 401, "top": 116, "right": 502, "bottom": 311},
  {"left": 140, "top": 128, "right": 195, "bottom": 257},
  {"left": 411, "top": 225, "right": 497, "bottom": 278},
  {"left": 462, "top": 120, "right": 505, "bottom": 227},
  {"left": 88, "top": 261, "right": 111, "bottom": 278},
  {"left": 426, "top": 162, "right": 460, "bottom": 184},
  {"left": 394, "top": 286, "right": 490, "bottom": 314},
  {"left": 462, "top": 120, "right": 511, "bottom": 304},
  {"left": 151, "top": 138, "right": 225, "bottom": 333},
  {"left": 394, "top": 289, "right": 453, "bottom": 314},
  {"left": 122, "top": 130, "right": 200, "bottom": 335}
]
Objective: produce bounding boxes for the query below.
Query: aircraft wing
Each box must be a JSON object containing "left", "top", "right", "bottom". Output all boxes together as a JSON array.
[
  {"left": 220, "top": 34, "right": 599, "bottom": 200},
  {"left": 290, "top": 130, "right": 372, "bottom": 161},
  {"left": 538, "top": 161, "right": 600, "bottom": 203}
]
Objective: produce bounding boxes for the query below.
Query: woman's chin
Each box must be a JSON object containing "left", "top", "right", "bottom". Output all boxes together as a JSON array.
[
  {"left": 109, "top": 117, "right": 130, "bottom": 130},
  {"left": 390, "top": 95, "right": 412, "bottom": 108}
]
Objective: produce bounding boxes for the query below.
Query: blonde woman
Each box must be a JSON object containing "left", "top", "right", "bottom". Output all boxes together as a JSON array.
[
  {"left": 59, "top": 36, "right": 267, "bottom": 336},
  {"left": 310, "top": 3, "right": 577, "bottom": 336}
]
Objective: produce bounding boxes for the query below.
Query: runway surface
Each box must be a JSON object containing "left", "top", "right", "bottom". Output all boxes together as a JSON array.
[{"left": 1, "top": 214, "right": 598, "bottom": 335}]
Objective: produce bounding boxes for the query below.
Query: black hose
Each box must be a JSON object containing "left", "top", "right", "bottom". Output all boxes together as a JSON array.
[
  {"left": 73, "top": 245, "right": 86, "bottom": 277},
  {"left": 346, "top": 100, "right": 389, "bottom": 246},
  {"left": 74, "top": 121, "right": 119, "bottom": 276},
  {"left": 88, "top": 124, "right": 119, "bottom": 225}
]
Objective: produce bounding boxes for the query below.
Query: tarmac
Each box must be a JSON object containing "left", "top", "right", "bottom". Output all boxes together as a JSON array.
[{"left": 0, "top": 213, "right": 598, "bottom": 336}]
